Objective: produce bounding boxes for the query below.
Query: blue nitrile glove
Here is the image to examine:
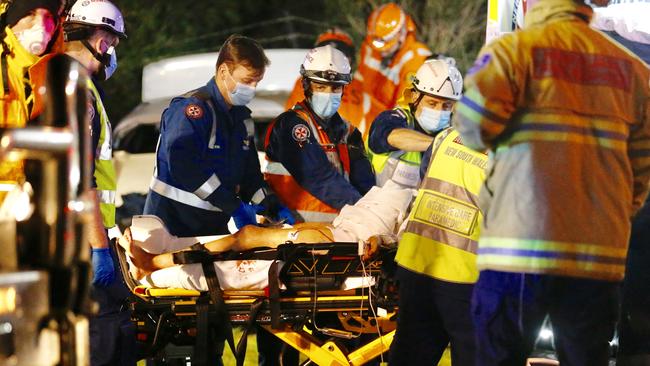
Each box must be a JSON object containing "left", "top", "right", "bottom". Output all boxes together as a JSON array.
[
  {"left": 91, "top": 248, "right": 116, "bottom": 287},
  {"left": 275, "top": 205, "right": 296, "bottom": 225},
  {"left": 232, "top": 201, "right": 261, "bottom": 229},
  {"left": 258, "top": 194, "right": 296, "bottom": 225}
]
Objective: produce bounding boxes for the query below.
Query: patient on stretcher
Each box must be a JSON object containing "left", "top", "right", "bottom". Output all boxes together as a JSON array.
[{"left": 119, "top": 182, "right": 414, "bottom": 291}]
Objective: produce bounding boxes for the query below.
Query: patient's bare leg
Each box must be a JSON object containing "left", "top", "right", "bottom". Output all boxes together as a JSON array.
[{"left": 119, "top": 223, "right": 334, "bottom": 280}]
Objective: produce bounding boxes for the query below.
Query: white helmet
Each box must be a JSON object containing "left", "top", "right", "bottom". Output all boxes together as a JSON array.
[
  {"left": 412, "top": 59, "right": 463, "bottom": 101},
  {"left": 66, "top": 0, "right": 126, "bottom": 38},
  {"left": 300, "top": 45, "right": 351, "bottom": 85}
]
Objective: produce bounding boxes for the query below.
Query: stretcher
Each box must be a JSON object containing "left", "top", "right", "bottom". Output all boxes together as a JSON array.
[{"left": 114, "top": 238, "right": 400, "bottom": 366}]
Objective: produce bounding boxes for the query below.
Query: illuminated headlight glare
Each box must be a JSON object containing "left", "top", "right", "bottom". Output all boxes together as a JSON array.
[
  {"left": 68, "top": 200, "right": 86, "bottom": 212},
  {"left": 539, "top": 328, "right": 553, "bottom": 340},
  {"left": 11, "top": 182, "right": 34, "bottom": 222}
]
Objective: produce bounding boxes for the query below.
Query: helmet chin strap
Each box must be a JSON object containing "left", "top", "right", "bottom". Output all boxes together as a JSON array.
[{"left": 81, "top": 39, "right": 111, "bottom": 66}]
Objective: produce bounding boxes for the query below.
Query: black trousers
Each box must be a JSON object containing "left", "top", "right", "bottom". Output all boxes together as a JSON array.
[
  {"left": 618, "top": 199, "right": 650, "bottom": 366},
  {"left": 388, "top": 266, "right": 476, "bottom": 366},
  {"left": 472, "top": 270, "right": 618, "bottom": 366}
]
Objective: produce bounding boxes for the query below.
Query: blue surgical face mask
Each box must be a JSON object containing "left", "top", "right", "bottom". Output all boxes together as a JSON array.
[
  {"left": 417, "top": 107, "right": 451, "bottom": 134},
  {"left": 103, "top": 49, "right": 118, "bottom": 80},
  {"left": 310, "top": 92, "right": 342, "bottom": 119},
  {"left": 226, "top": 68, "right": 256, "bottom": 106}
]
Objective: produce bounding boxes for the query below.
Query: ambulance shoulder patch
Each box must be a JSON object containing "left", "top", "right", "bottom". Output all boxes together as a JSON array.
[
  {"left": 87, "top": 101, "right": 95, "bottom": 121},
  {"left": 292, "top": 124, "right": 310, "bottom": 142},
  {"left": 185, "top": 103, "right": 204, "bottom": 119}
]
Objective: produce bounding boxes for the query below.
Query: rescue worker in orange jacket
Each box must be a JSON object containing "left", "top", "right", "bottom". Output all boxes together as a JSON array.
[
  {"left": 264, "top": 45, "right": 375, "bottom": 223},
  {"left": 355, "top": 2, "right": 432, "bottom": 138}
]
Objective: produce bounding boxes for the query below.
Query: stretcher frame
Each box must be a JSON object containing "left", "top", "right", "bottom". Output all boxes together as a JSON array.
[{"left": 114, "top": 239, "right": 399, "bottom": 366}]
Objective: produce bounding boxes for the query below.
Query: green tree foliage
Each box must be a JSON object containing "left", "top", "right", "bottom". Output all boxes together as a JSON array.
[{"left": 102, "top": 0, "right": 485, "bottom": 124}]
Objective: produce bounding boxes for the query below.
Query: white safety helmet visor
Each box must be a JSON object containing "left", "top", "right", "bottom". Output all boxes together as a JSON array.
[
  {"left": 300, "top": 45, "right": 351, "bottom": 85},
  {"left": 411, "top": 59, "right": 463, "bottom": 101},
  {"left": 66, "top": 0, "right": 126, "bottom": 38}
]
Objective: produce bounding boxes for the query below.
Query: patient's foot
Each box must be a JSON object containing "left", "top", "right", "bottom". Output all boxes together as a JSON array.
[{"left": 118, "top": 227, "right": 156, "bottom": 280}]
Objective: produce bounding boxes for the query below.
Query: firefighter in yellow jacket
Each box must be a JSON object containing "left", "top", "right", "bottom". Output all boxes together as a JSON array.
[
  {"left": 388, "top": 123, "right": 487, "bottom": 365},
  {"left": 454, "top": 0, "right": 650, "bottom": 365},
  {"left": 0, "top": 0, "right": 63, "bottom": 206}
]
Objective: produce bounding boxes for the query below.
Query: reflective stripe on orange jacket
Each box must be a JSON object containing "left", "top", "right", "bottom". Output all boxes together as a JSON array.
[{"left": 355, "top": 33, "right": 431, "bottom": 137}]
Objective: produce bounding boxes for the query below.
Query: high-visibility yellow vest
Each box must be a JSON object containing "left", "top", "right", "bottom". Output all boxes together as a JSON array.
[
  {"left": 368, "top": 107, "right": 422, "bottom": 189},
  {"left": 396, "top": 128, "right": 487, "bottom": 283},
  {"left": 87, "top": 80, "right": 116, "bottom": 228}
]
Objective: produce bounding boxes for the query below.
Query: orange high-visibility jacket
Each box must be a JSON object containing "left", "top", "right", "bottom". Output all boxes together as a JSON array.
[
  {"left": 264, "top": 102, "right": 353, "bottom": 223},
  {"left": 355, "top": 33, "right": 431, "bottom": 137}
]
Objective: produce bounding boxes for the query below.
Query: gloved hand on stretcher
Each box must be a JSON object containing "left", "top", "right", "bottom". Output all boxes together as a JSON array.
[
  {"left": 232, "top": 201, "right": 261, "bottom": 229},
  {"left": 92, "top": 247, "right": 116, "bottom": 287},
  {"left": 257, "top": 194, "right": 296, "bottom": 225}
]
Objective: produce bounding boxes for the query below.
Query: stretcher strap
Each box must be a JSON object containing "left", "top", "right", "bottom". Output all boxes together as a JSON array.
[
  {"left": 193, "top": 299, "right": 211, "bottom": 366},
  {"left": 269, "top": 260, "right": 281, "bottom": 329},
  {"left": 235, "top": 299, "right": 264, "bottom": 363},
  {"left": 200, "top": 260, "right": 238, "bottom": 363}
]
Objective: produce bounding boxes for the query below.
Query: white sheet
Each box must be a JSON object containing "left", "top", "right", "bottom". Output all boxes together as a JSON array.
[{"left": 130, "top": 182, "right": 414, "bottom": 291}]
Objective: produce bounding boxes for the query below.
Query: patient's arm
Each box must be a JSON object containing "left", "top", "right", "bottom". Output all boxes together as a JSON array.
[
  {"left": 119, "top": 223, "right": 335, "bottom": 280},
  {"left": 226, "top": 223, "right": 335, "bottom": 251}
]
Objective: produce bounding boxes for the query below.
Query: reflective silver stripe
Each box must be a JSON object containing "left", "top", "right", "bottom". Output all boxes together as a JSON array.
[
  {"left": 297, "top": 210, "right": 338, "bottom": 223},
  {"left": 264, "top": 161, "right": 291, "bottom": 176},
  {"left": 362, "top": 46, "right": 415, "bottom": 84},
  {"left": 150, "top": 177, "right": 222, "bottom": 212},
  {"left": 251, "top": 188, "right": 267, "bottom": 205},
  {"left": 193, "top": 174, "right": 221, "bottom": 200},
  {"left": 97, "top": 190, "right": 116, "bottom": 204},
  {"left": 417, "top": 48, "right": 433, "bottom": 57},
  {"left": 205, "top": 99, "right": 218, "bottom": 149}
]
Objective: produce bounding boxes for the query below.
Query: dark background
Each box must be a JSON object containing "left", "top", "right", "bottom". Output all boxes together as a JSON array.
[{"left": 102, "top": 0, "right": 487, "bottom": 125}]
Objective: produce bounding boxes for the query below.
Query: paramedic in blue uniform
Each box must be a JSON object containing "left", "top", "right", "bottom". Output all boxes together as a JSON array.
[
  {"left": 144, "top": 34, "right": 293, "bottom": 238},
  {"left": 264, "top": 45, "right": 375, "bottom": 224}
]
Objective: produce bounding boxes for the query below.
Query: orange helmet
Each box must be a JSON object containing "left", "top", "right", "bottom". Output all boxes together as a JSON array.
[
  {"left": 366, "top": 3, "right": 407, "bottom": 54},
  {"left": 315, "top": 28, "right": 356, "bottom": 65}
]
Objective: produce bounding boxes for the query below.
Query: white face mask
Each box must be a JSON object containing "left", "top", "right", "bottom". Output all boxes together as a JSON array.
[
  {"left": 16, "top": 25, "right": 52, "bottom": 56},
  {"left": 225, "top": 68, "right": 256, "bottom": 106},
  {"left": 310, "top": 91, "right": 342, "bottom": 119},
  {"left": 417, "top": 107, "right": 452, "bottom": 134}
]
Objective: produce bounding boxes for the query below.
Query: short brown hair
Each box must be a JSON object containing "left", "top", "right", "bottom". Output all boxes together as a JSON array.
[{"left": 216, "top": 34, "right": 269, "bottom": 72}]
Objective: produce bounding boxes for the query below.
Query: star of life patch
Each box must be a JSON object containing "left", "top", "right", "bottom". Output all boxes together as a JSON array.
[
  {"left": 185, "top": 103, "right": 204, "bottom": 119},
  {"left": 292, "top": 124, "right": 310, "bottom": 142},
  {"left": 87, "top": 101, "right": 95, "bottom": 121}
]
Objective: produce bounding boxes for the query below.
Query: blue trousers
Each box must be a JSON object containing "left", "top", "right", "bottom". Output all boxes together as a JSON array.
[
  {"left": 472, "top": 270, "right": 618, "bottom": 366},
  {"left": 389, "top": 266, "right": 476, "bottom": 366}
]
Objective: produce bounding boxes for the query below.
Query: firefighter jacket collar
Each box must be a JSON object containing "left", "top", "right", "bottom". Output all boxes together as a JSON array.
[{"left": 525, "top": 0, "right": 593, "bottom": 29}]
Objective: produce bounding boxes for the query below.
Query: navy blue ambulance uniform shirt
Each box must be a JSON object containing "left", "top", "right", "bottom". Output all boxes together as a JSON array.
[{"left": 144, "top": 78, "right": 267, "bottom": 237}]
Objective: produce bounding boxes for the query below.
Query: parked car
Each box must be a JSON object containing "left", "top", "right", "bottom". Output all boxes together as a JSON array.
[{"left": 112, "top": 49, "right": 309, "bottom": 229}]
